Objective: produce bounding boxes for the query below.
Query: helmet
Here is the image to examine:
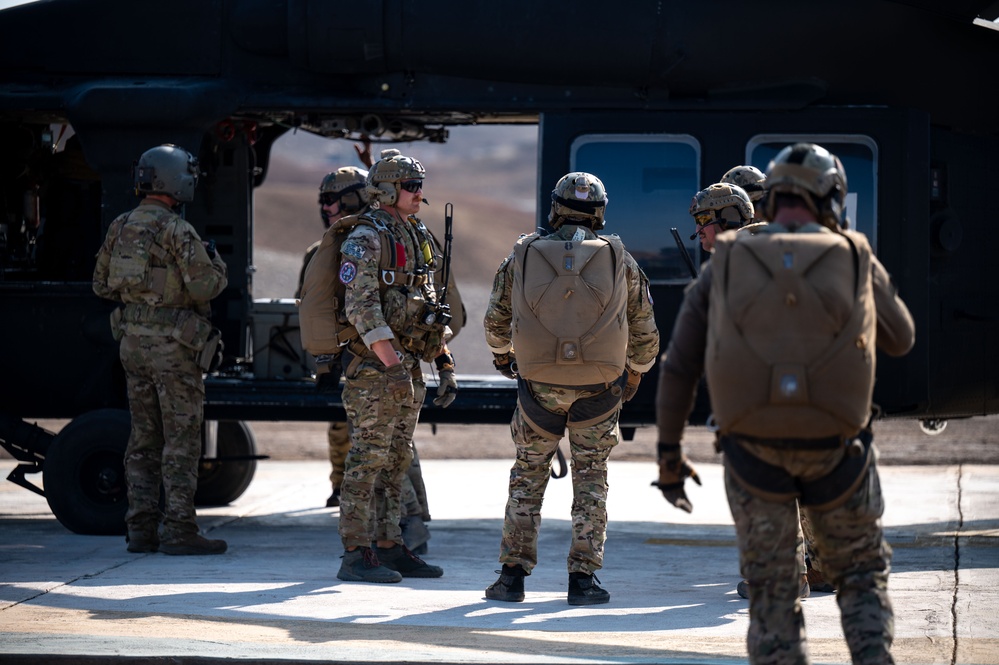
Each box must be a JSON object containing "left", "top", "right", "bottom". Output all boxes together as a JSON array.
[
  {"left": 549, "top": 172, "right": 608, "bottom": 230},
  {"left": 319, "top": 166, "right": 369, "bottom": 225},
  {"left": 365, "top": 148, "right": 426, "bottom": 206},
  {"left": 688, "top": 183, "right": 754, "bottom": 239},
  {"left": 134, "top": 144, "right": 199, "bottom": 203},
  {"left": 764, "top": 143, "right": 848, "bottom": 229},
  {"left": 720, "top": 165, "right": 767, "bottom": 203}
]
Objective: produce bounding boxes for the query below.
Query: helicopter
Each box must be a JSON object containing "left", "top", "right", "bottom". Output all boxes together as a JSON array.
[{"left": 1, "top": 0, "right": 997, "bottom": 534}]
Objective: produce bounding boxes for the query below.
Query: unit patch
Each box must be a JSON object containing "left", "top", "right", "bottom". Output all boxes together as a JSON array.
[
  {"left": 339, "top": 260, "right": 357, "bottom": 284},
  {"left": 342, "top": 240, "right": 365, "bottom": 260}
]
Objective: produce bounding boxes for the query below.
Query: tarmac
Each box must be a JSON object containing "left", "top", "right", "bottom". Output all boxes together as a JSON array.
[{"left": 1, "top": 454, "right": 998, "bottom": 664}]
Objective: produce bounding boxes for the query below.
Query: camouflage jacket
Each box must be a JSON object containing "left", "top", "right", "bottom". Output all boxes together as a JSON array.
[
  {"left": 340, "top": 207, "right": 445, "bottom": 350},
  {"left": 484, "top": 224, "right": 660, "bottom": 376},
  {"left": 93, "top": 199, "right": 228, "bottom": 335}
]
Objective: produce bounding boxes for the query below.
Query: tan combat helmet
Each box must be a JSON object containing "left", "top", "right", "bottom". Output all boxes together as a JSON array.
[
  {"left": 720, "top": 165, "right": 767, "bottom": 204},
  {"left": 688, "top": 183, "right": 754, "bottom": 239},
  {"left": 318, "top": 166, "right": 369, "bottom": 226},
  {"left": 549, "top": 172, "right": 609, "bottom": 230},
  {"left": 764, "top": 143, "right": 849, "bottom": 230},
  {"left": 365, "top": 148, "right": 426, "bottom": 206},
  {"left": 134, "top": 144, "right": 199, "bottom": 203}
]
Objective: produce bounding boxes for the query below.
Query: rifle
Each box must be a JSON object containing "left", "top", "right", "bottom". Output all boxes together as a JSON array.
[{"left": 671, "top": 227, "right": 698, "bottom": 280}]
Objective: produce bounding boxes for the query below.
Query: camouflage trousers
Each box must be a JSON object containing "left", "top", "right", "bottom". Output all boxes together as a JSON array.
[
  {"left": 498, "top": 382, "right": 620, "bottom": 575},
  {"left": 328, "top": 419, "right": 428, "bottom": 519},
  {"left": 338, "top": 355, "right": 426, "bottom": 548},
  {"left": 119, "top": 334, "right": 204, "bottom": 541},
  {"left": 725, "top": 446, "right": 894, "bottom": 665}
]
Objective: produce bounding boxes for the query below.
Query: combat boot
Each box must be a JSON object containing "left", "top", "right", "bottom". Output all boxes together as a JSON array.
[
  {"left": 485, "top": 564, "right": 527, "bottom": 602},
  {"left": 125, "top": 529, "right": 158, "bottom": 553},
  {"left": 807, "top": 566, "right": 836, "bottom": 593},
  {"left": 376, "top": 543, "right": 443, "bottom": 578},
  {"left": 326, "top": 487, "right": 341, "bottom": 508},
  {"left": 337, "top": 547, "right": 402, "bottom": 583},
  {"left": 159, "top": 533, "right": 227, "bottom": 556},
  {"left": 568, "top": 572, "right": 610, "bottom": 606}
]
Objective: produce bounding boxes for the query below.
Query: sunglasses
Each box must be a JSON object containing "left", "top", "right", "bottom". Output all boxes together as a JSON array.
[
  {"left": 318, "top": 192, "right": 341, "bottom": 206},
  {"left": 400, "top": 180, "right": 424, "bottom": 193},
  {"left": 690, "top": 214, "right": 725, "bottom": 240}
]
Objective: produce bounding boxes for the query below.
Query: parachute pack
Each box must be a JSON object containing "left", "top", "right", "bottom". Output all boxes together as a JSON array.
[
  {"left": 704, "top": 228, "right": 877, "bottom": 440},
  {"left": 510, "top": 232, "right": 629, "bottom": 386},
  {"left": 297, "top": 213, "right": 379, "bottom": 358}
]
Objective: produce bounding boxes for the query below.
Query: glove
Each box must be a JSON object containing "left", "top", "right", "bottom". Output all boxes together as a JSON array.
[
  {"left": 433, "top": 367, "right": 458, "bottom": 408},
  {"left": 492, "top": 352, "right": 517, "bottom": 380},
  {"left": 315, "top": 364, "right": 342, "bottom": 394},
  {"left": 384, "top": 363, "right": 415, "bottom": 404},
  {"left": 652, "top": 442, "right": 701, "bottom": 513},
  {"left": 622, "top": 367, "right": 642, "bottom": 402}
]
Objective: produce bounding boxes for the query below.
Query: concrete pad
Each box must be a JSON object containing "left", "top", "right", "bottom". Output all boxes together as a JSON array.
[{"left": 1, "top": 458, "right": 997, "bottom": 664}]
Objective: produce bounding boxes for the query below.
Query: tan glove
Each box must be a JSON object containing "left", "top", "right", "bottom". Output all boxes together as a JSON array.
[
  {"left": 384, "top": 363, "right": 415, "bottom": 404},
  {"left": 622, "top": 367, "right": 642, "bottom": 402},
  {"left": 434, "top": 368, "right": 458, "bottom": 407},
  {"left": 651, "top": 442, "right": 701, "bottom": 513}
]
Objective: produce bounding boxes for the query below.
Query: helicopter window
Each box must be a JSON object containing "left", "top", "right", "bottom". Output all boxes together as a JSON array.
[
  {"left": 570, "top": 134, "right": 701, "bottom": 285},
  {"left": 747, "top": 134, "right": 878, "bottom": 253}
]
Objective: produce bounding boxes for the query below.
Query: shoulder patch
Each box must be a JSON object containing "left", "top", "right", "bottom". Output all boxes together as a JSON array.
[
  {"left": 339, "top": 260, "right": 357, "bottom": 284},
  {"left": 342, "top": 240, "right": 365, "bottom": 260}
]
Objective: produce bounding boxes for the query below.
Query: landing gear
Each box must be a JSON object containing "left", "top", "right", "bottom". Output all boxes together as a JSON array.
[
  {"left": 43, "top": 409, "right": 130, "bottom": 535},
  {"left": 194, "top": 420, "right": 258, "bottom": 506},
  {"left": 919, "top": 419, "right": 948, "bottom": 435}
]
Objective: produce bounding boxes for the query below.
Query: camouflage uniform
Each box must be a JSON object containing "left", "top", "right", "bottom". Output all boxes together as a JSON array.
[
  {"left": 656, "top": 251, "right": 914, "bottom": 665},
  {"left": 337, "top": 206, "right": 447, "bottom": 549},
  {"left": 484, "top": 224, "right": 660, "bottom": 575},
  {"left": 93, "top": 198, "right": 228, "bottom": 543},
  {"left": 297, "top": 239, "right": 431, "bottom": 534}
]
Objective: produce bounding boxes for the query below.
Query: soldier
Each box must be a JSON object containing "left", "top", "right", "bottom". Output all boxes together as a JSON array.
[
  {"left": 720, "top": 164, "right": 768, "bottom": 221},
  {"left": 717, "top": 166, "right": 835, "bottom": 599},
  {"left": 335, "top": 149, "right": 456, "bottom": 583},
  {"left": 483, "top": 172, "right": 660, "bottom": 605},
  {"left": 656, "top": 143, "right": 915, "bottom": 664},
  {"left": 296, "top": 164, "right": 371, "bottom": 509},
  {"left": 296, "top": 161, "right": 438, "bottom": 554},
  {"left": 688, "top": 182, "right": 755, "bottom": 253},
  {"left": 93, "top": 144, "right": 228, "bottom": 555}
]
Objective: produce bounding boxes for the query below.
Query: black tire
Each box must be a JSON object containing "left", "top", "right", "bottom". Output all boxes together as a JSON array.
[
  {"left": 43, "top": 409, "right": 130, "bottom": 535},
  {"left": 194, "top": 420, "right": 257, "bottom": 506}
]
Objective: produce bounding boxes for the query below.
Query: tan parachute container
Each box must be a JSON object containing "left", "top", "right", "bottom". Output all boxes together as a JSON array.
[
  {"left": 705, "top": 228, "right": 877, "bottom": 439},
  {"left": 511, "top": 233, "right": 629, "bottom": 385},
  {"left": 297, "top": 214, "right": 369, "bottom": 356}
]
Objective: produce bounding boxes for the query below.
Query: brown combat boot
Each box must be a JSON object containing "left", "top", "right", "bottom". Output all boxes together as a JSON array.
[
  {"left": 125, "top": 530, "right": 158, "bottom": 553},
  {"left": 807, "top": 566, "right": 836, "bottom": 593},
  {"left": 159, "top": 533, "right": 227, "bottom": 556}
]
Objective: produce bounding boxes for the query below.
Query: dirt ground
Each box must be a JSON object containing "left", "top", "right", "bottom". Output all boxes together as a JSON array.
[
  {"left": 8, "top": 414, "right": 997, "bottom": 467},
  {"left": 246, "top": 414, "right": 998, "bottom": 466}
]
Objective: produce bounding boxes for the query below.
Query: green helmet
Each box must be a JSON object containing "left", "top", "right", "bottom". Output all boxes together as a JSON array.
[
  {"left": 319, "top": 166, "right": 369, "bottom": 225},
  {"left": 720, "top": 165, "right": 767, "bottom": 203},
  {"left": 134, "top": 144, "right": 199, "bottom": 203},
  {"left": 764, "top": 143, "right": 848, "bottom": 229},
  {"left": 688, "top": 183, "right": 754, "bottom": 239},
  {"left": 365, "top": 148, "right": 426, "bottom": 206},
  {"left": 549, "top": 172, "right": 608, "bottom": 230}
]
